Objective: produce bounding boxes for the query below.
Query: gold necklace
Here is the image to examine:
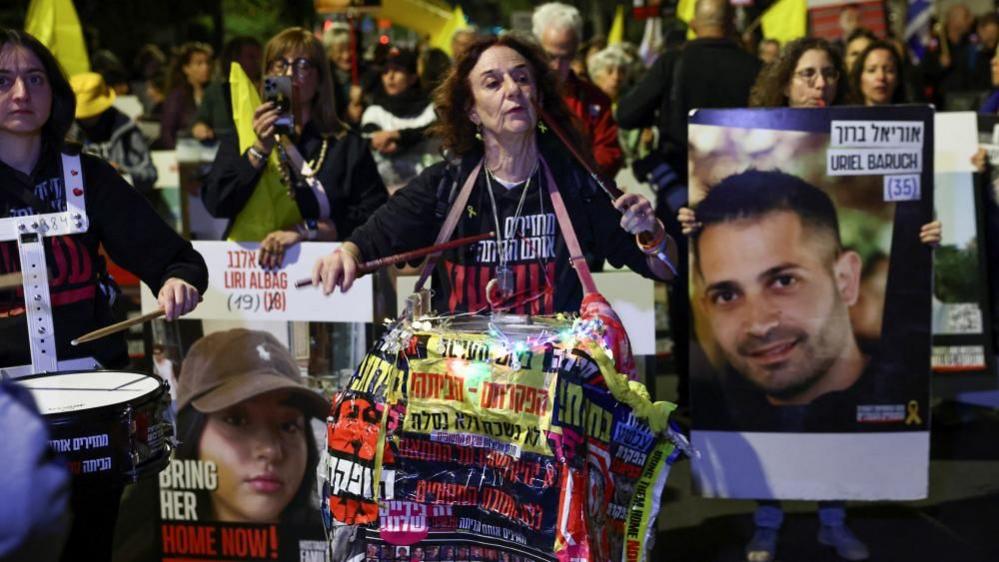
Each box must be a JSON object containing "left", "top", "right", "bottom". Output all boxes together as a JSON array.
[{"left": 303, "top": 138, "right": 329, "bottom": 178}]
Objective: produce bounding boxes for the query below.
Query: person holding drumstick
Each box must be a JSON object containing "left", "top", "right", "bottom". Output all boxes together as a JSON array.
[
  {"left": 0, "top": 28, "right": 206, "bottom": 561},
  {"left": 0, "top": 28, "right": 206, "bottom": 371},
  {"left": 312, "top": 34, "right": 675, "bottom": 314}
]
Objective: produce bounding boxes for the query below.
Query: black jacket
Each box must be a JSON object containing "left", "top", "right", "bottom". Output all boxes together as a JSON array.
[
  {"left": 0, "top": 144, "right": 208, "bottom": 368},
  {"left": 617, "top": 38, "right": 761, "bottom": 183},
  {"left": 202, "top": 123, "right": 387, "bottom": 239},
  {"left": 347, "top": 136, "right": 656, "bottom": 314}
]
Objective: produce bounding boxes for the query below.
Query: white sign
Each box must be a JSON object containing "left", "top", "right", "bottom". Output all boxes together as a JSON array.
[
  {"left": 141, "top": 241, "right": 373, "bottom": 323},
  {"left": 829, "top": 120, "right": 924, "bottom": 148},
  {"left": 826, "top": 148, "right": 922, "bottom": 176},
  {"left": 395, "top": 271, "right": 657, "bottom": 356}
]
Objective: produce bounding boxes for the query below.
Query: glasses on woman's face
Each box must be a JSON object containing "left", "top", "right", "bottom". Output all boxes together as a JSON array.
[
  {"left": 794, "top": 66, "right": 840, "bottom": 85},
  {"left": 268, "top": 57, "right": 315, "bottom": 77}
]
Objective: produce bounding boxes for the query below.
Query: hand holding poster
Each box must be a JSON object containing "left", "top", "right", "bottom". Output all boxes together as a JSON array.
[{"left": 687, "top": 106, "right": 933, "bottom": 500}]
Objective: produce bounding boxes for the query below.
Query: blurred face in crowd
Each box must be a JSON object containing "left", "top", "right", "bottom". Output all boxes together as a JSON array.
[
  {"left": 0, "top": 44, "right": 51, "bottom": 139},
  {"left": 329, "top": 41, "right": 352, "bottom": 73},
  {"left": 786, "top": 48, "right": 839, "bottom": 108},
  {"left": 979, "top": 22, "right": 999, "bottom": 51},
  {"left": 539, "top": 25, "right": 578, "bottom": 82},
  {"left": 381, "top": 66, "right": 417, "bottom": 96},
  {"left": 697, "top": 211, "right": 861, "bottom": 405},
  {"left": 451, "top": 30, "right": 476, "bottom": 60},
  {"left": 199, "top": 391, "right": 308, "bottom": 522},
  {"left": 839, "top": 7, "right": 860, "bottom": 37},
  {"left": 467, "top": 45, "right": 539, "bottom": 143},
  {"left": 946, "top": 4, "right": 973, "bottom": 40},
  {"left": 759, "top": 41, "right": 781, "bottom": 65},
  {"left": 237, "top": 43, "right": 263, "bottom": 83},
  {"left": 183, "top": 50, "right": 212, "bottom": 87},
  {"left": 269, "top": 47, "right": 318, "bottom": 105},
  {"left": 844, "top": 36, "right": 871, "bottom": 72},
  {"left": 592, "top": 64, "right": 624, "bottom": 102},
  {"left": 860, "top": 48, "right": 898, "bottom": 105}
]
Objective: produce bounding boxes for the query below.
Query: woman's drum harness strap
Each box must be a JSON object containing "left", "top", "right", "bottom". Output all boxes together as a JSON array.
[{"left": 0, "top": 151, "right": 96, "bottom": 377}]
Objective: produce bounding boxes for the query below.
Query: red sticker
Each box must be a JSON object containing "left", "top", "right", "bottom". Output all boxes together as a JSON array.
[
  {"left": 73, "top": 188, "right": 83, "bottom": 196},
  {"left": 70, "top": 169, "right": 79, "bottom": 176}
]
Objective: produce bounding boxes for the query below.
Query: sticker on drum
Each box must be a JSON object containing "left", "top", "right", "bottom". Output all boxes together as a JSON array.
[{"left": 22, "top": 371, "right": 162, "bottom": 414}]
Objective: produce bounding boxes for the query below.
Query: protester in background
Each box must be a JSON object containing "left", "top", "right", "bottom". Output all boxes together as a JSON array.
[
  {"left": 842, "top": 28, "right": 877, "bottom": 72},
  {"left": 91, "top": 49, "right": 130, "bottom": 95},
  {"left": 361, "top": 47, "right": 440, "bottom": 194},
  {"left": 68, "top": 72, "right": 158, "bottom": 194},
  {"left": 973, "top": 13, "right": 999, "bottom": 89},
  {"left": 979, "top": 44, "right": 999, "bottom": 112},
  {"left": 849, "top": 40, "right": 907, "bottom": 105},
  {"left": 131, "top": 44, "right": 167, "bottom": 116},
  {"left": 324, "top": 23, "right": 363, "bottom": 125},
  {"left": 192, "top": 36, "right": 263, "bottom": 141},
  {"left": 202, "top": 27, "right": 386, "bottom": 266},
  {"left": 534, "top": 2, "right": 624, "bottom": 178},
  {"left": 174, "top": 329, "right": 328, "bottom": 525},
  {"left": 158, "top": 41, "right": 213, "bottom": 148},
  {"left": 573, "top": 34, "right": 607, "bottom": 81},
  {"left": 921, "top": 3, "right": 978, "bottom": 106},
  {"left": 758, "top": 38, "right": 781, "bottom": 65},
  {"left": 450, "top": 28, "right": 477, "bottom": 61},
  {"left": 588, "top": 44, "right": 653, "bottom": 165},
  {"left": 750, "top": 37, "right": 848, "bottom": 108}
]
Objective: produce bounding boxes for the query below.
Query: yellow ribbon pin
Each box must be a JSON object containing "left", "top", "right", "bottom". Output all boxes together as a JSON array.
[
  {"left": 467, "top": 205, "right": 476, "bottom": 218},
  {"left": 905, "top": 400, "right": 922, "bottom": 425}
]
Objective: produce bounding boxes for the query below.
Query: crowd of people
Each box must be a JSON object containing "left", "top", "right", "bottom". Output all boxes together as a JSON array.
[{"left": 3, "top": 0, "right": 999, "bottom": 560}]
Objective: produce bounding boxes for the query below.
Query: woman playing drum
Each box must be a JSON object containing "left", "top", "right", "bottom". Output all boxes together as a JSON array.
[{"left": 312, "top": 34, "right": 674, "bottom": 314}]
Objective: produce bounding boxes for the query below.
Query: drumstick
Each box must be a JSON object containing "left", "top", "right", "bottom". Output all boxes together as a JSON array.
[
  {"left": 0, "top": 272, "right": 23, "bottom": 290},
  {"left": 296, "top": 231, "right": 495, "bottom": 288},
  {"left": 536, "top": 103, "right": 677, "bottom": 274},
  {"left": 71, "top": 308, "right": 165, "bottom": 346}
]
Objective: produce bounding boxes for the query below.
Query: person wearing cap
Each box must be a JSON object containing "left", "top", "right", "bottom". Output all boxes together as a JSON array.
[
  {"left": 68, "top": 72, "right": 158, "bottom": 195},
  {"left": 360, "top": 47, "right": 441, "bottom": 194},
  {"left": 174, "top": 329, "right": 329, "bottom": 524}
]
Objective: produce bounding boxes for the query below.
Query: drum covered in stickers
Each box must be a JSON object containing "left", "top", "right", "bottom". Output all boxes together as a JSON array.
[{"left": 320, "top": 314, "right": 679, "bottom": 562}]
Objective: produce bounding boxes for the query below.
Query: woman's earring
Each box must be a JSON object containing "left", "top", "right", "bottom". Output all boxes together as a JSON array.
[{"left": 475, "top": 123, "right": 483, "bottom": 141}]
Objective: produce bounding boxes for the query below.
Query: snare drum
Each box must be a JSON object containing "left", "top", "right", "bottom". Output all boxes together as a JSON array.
[{"left": 19, "top": 370, "right": 174, "bottom": 484}]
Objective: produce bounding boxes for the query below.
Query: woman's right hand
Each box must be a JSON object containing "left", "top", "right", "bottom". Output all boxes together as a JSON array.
[
  {"left": 677, "top": 206, "right": 700, "bottom": 236},
  {"left": 312, "top": 243, "right": 362, "bottom": 295},
  {"left": 252, "top": 101, "right": 281, "bottom": 153}
]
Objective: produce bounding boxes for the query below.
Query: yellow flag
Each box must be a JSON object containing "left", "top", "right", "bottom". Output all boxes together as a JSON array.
[
  {"left": 24, "top": 0, "right": 90, "bottom": 76},
  {"left": 607, "top": 5, "right": 625, "bottom": 45},
  {"left": 761, "top": 0, "right": 807, "bottom": 44},
  {"left": 380, "top": 0, "right": 452, "bottom": 39},
  {"left": 226, "top": 63, "right": 303, "bottom": 242},
  {"left": 429, "top": 4, "right": 469, "bottom": 56},
  {"left": 676, "top": 0, "right": 698, "bottom": 39}
]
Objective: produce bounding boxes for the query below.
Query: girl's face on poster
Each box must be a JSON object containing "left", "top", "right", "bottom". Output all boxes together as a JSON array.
[
  {"left": 786, "top": 48, "right": 839, "bottom": 108},
  {"left": 199, "top": 390, "right": 308, "bottom": 522},
  {"left": 860, "top": 48, "right": 898, "bottom": 106}
]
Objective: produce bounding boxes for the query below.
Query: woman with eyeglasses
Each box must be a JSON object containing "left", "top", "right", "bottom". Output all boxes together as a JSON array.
[
  {"left": 749, "top": 37, "right": 848, "bottom": 108},
  {"left": 203, "top": 27, "right": 387, "bottom": 266}
]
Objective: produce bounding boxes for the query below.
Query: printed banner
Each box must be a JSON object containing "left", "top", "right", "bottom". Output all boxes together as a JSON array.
[
  {"left": 322, "top": 316, "right": 678, "bottom": 561},
  {"left": 140, "top": 241, "right": 373, "bottom": 322},
  {"left": 687, "top": 106, "right": 933, "bottom": 500}
]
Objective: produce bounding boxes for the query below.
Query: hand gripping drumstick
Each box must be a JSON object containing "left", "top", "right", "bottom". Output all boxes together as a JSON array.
[
  {"left": 71, "top": 309, "right": 165, "bottom": 346},
  {"left": 535, "top": 104, "right": 678, "bottom": 277},
  {"left": 295, "top": 231, "right": 495, "bottom": 288}
]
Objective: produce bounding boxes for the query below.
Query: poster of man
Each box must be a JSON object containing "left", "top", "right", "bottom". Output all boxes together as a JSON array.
[{"left": 687, "top": 106, "right": 934, "bottom": 500}]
